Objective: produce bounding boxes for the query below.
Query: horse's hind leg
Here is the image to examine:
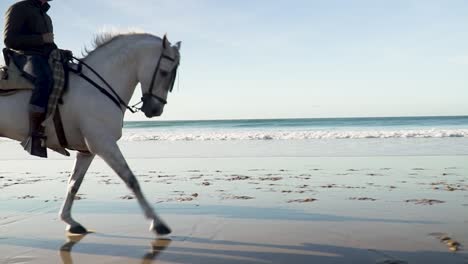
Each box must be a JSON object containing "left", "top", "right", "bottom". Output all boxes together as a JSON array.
[
  {"left": 92, "top": 140, "right": 171, "bottom": 236},
  {"left": 59, "top": 152, "right": 95, "bottom": 234}
]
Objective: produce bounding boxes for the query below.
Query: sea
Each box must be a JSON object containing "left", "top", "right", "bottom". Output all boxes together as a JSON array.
[
  {"left": 120, "top": 116, "right": 468, "bottom": 158},
  {"left": 2, "top": 116, "right": 468, "bottom": 159}
]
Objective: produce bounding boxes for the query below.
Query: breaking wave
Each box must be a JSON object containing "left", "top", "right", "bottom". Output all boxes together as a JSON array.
[{"left": 121, "top": 129, "right": 468, "bottom": 141}]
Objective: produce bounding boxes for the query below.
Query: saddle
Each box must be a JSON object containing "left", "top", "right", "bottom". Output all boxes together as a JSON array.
[
  {"left": 0, "top": 48, "right": 71, "bottom": 156},
  {"left": 0, "top": 53, "right": 34, "bottom": 94}
]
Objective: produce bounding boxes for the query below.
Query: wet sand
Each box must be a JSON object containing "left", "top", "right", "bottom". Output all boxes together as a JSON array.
[{"left": 0, "top": 141, "right": 467, "bottom": 263}]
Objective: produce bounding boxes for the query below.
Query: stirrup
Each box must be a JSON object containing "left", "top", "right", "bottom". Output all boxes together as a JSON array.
[{"left": 21, "top": 134, "right": 48, "bottom": 158}]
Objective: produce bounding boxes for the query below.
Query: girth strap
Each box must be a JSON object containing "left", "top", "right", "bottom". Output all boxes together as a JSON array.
[{"left": 53, "top": 107, "right": 68, "bottom": 148}]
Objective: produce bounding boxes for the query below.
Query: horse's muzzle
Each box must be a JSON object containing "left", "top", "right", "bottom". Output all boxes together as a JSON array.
[
  {"left": 141, "top": 102, "right": 164, "bottom": 117},
  {"left": 144, "top": 109, "right": 163, "bottom": 118}
]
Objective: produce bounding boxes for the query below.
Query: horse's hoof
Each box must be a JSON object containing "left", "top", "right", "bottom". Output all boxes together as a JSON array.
[
  {"left": 156, "top": 224, "right": 172, "bottom": 236},
  {"left": 68, "top": 225, "right": 88, "bottom": 235},
  {"left": 151, "top": 222, "right": 172, "bottom": 236}
]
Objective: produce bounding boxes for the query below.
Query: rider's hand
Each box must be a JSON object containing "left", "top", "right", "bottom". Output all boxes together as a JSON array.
[
  {"left": 42, "top": 33, "right": 54, "bottom": 44},
  {"left": 62, "top": 50, "right": 73, "bottom": 60}
]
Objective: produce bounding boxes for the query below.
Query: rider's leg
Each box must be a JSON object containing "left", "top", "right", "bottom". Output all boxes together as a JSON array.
[{"left": 21, "top": 55, "right": 53, "bottom": 158}]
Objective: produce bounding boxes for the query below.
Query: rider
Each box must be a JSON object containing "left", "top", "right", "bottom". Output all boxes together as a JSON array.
[{"left": 4, "top": 0, "right": 57, "bottom": 158}]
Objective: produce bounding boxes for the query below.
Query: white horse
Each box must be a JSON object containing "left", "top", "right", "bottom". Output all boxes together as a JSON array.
[{"left": 0, "top": 32, "right": 181, "bottom": 235}]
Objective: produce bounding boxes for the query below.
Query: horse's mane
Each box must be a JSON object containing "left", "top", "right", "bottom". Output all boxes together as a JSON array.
[{"left": 83, "top": 31, "right": 160, "bottom": 58}]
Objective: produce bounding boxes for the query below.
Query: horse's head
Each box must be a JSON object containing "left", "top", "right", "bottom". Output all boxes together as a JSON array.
[{"left": 139, "top": 35, "right": 181, "bottom": 118}]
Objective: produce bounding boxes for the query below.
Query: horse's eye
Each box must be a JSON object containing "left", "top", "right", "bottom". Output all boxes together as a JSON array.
[{"left": 160, "top": 71, "right": 169, "bottom": 77}]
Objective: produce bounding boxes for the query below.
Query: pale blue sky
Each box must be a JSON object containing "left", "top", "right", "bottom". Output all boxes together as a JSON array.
[{"left": 1, "top": 0, "right": 468, "bottom": 120}]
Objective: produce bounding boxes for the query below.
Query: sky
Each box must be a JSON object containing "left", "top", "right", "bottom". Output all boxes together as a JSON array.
[{"left": 1, "top": 0, "right": 468, "bottom": 120}]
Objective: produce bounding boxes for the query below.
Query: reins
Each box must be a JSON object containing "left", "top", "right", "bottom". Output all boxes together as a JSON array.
[
  {"left": 69, "top": 56, "right": 140, "bottom": 113},
  {"left": 67, "top": 42, "right": 178, "bottom": 115}
]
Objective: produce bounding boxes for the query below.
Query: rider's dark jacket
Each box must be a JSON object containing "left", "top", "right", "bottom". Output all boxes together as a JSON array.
[{"left": 4, "top": 0, "right": 57, "bottom": 56}]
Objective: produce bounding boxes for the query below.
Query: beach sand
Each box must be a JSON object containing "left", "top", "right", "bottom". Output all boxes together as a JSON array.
[{"left": 0, "top": 141, "right": 467, "bottom": 263}]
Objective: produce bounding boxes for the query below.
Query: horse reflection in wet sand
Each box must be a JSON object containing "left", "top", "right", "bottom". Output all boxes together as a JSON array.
[
  {"left": 0, "top": 32, "right": 181, "bottom": 235},
  {"left": 59, "top": 235, "right": 171, "bottom": 264}
]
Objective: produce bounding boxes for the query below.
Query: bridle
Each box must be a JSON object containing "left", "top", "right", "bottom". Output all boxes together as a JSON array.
[
  {"left": 142, "top": 45, "right": 179, "bottom": 106},
  {"left": 69, "top": 43, "right": 179, "bottom": 114}
]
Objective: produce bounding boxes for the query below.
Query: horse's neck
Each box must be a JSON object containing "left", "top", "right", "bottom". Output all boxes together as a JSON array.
[{"left": 83, "top": 44, "right": 140, "bottom": 106}]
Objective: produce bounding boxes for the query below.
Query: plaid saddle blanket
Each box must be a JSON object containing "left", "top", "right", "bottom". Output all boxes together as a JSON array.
[{"left": 43, "top": 49, "right": 66, "bottom": 128}]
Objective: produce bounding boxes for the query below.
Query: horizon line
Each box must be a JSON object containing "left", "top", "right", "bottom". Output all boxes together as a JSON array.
[{"left": 124, "top": 114, "right": 468, "bottom": 123}]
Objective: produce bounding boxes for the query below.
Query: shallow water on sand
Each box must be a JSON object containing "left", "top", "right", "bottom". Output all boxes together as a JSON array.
[{"left": 0, "top": 141, "right": 467, "bottom": 263}]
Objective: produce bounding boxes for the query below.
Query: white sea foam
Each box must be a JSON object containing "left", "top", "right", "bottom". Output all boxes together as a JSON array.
[{"left": 121, "top": 129, "right": 468, "bottom": 141}]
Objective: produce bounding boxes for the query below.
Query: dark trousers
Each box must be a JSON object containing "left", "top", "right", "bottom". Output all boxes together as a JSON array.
[{"left": 12, "top": 54, "right": 53, "bottom": 113}]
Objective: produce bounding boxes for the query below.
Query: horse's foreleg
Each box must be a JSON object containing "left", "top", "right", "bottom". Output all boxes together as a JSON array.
[
  {"left": 59, "top": 151, "right": 95, "bottom": 234},
  {"left": 94, "top": 141, "right": 171, "bottom": 236}
]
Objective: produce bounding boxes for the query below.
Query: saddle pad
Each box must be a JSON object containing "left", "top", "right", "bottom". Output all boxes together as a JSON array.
[
  {"left": 44, "top": 49, "right": 66, "bottom": 125},
  {"left": 0, "top": 62, "right": 34, "bottom": 90}
]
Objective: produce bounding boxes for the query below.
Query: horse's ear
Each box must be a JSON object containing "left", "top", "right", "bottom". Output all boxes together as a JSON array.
[
  {"left": 174, "top": 41, "right": 182, "bottom": 51},
  {"left": 163, "top": 34, "right": 169, "bottom": 49}
]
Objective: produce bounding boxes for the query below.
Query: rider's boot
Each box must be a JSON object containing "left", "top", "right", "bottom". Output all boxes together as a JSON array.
[{"left": 21, "top": 111, "right": 47, "bottom": 158}]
